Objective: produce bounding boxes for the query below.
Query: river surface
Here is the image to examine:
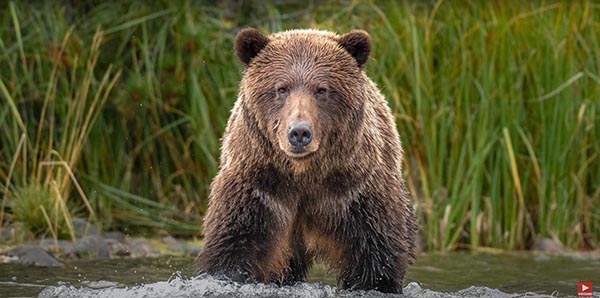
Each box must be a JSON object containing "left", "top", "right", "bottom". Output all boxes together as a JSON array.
[{"left": 0, "top": 252, "right": 598, "bottom": 297}]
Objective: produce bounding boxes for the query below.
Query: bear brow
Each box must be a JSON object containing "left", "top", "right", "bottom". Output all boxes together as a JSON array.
[{"left": 278, "top": 56, "right": 347, "bottom": 85}]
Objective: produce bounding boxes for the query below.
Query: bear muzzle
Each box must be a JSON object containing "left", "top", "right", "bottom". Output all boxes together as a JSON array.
[
  {"left": 288, "top": 122, "right": 313, "bottom": 149},
  {"left": 278, "top": 90, "right": 320, "bottom": 159},
  {"left": 281, "top": 121, "right": 319, "bottom": 159}
]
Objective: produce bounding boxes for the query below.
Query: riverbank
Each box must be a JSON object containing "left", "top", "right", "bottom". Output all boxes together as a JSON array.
[
  {"left": 2, "top": 224, "right": 598, "bottom": 269},
  {"left": 0, "top": 219, "right": 201, "bottom": 267}
]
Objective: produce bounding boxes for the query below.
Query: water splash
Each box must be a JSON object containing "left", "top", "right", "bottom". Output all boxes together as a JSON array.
[{"left": 37, "top": 277, "right": 584, "bottom": 298}]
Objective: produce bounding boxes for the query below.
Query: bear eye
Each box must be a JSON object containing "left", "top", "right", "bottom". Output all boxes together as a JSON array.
[
  {"left": 316, "top": 87, "right": 327, "bottom": 95},
  {"left": 277, "top": 86, "right": 289, "bottom": 96}
]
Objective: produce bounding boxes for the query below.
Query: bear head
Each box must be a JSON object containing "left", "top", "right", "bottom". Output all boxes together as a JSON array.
[{"left": 234, "top": 28, "right": 371, "bottom": 168}]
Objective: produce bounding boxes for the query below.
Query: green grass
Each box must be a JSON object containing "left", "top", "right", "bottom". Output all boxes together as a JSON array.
[{"left": 0, "top": 1, "right": 598, "bottom": 250}]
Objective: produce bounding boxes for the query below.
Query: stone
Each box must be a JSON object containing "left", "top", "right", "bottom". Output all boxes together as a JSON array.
[
  {"left": 167, "top": 241, "right": 201, "bottom": 257},
  {"left": 104, "top": 231, "right": 126, "bottom": 242},
  {"left": 38, "top": 238, "right": 75, "bottom": 257},
  {"left": 73, "top": 235, "right": 109, "bottom": 259},
  {"left": 9, "top": 245, "right": 63, "bottom": 267},
  {"left": 0, "top": 255, "right": 18, "bottom": 264},
  {"left": 167, "top": 241, "right": 202, "bottom": 257},
  {"left": 162, "top": 234, "right": 178, "bottom": 245},
  {"left": 531, "top": 237, "right": 566, "bottom": 253},
  {"left": 0, "top": 227, "right": 12, "bottom": 243},
  {"left": 0, "top": 223, "right": 33, "bottom": 244},
  {"left": 125, "top": 237, "right": 160, "bottom": 258},
  {"left": 104, "top": 237, "right": 130, "bottom": 257}
]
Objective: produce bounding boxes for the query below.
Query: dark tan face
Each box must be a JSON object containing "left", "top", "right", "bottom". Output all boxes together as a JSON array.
[
  {"left": 235, "top": 29, "right": 371, "bottom": 161},
  {"left": 276, "top": 86, "right": 321, "bottom": 158}
]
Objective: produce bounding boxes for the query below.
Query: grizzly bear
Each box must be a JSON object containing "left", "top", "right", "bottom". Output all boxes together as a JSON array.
[{"left": 196, "top": 28, "right": 417, "bottom": 294}]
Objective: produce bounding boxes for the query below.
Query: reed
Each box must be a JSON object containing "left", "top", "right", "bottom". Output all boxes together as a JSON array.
[{"left": 0, "top": 1, "right": 598, "bottom": 249}]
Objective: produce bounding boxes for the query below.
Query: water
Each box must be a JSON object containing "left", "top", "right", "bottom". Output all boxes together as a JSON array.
[{"left": 0, "top": 252, "right": 598, "bottom": 298}]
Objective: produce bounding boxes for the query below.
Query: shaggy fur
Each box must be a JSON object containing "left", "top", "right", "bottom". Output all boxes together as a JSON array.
[{"left": 195, "top": 28, "right": 417, "bottom": 294}]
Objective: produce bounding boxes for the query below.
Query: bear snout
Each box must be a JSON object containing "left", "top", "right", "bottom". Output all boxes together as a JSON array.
[{"left": 288, "top": 122, "right": 313, "bottom": 149}]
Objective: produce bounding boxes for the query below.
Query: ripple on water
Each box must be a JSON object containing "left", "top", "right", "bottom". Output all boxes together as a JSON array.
[{"left": 37, "top": 277, "right": 592, "bottom": 298}]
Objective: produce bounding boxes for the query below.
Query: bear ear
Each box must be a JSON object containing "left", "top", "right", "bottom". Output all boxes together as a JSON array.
[
  {"left": 235, "top": 28, "right": 269, "bottom": 65},
  {"left": 338, "top": 30, "right": 371, "bottom": 68}
]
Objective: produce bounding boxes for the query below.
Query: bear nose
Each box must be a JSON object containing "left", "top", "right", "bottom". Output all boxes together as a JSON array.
[{"left": 288, "top": 123, "right": 313, "bottom": 148}]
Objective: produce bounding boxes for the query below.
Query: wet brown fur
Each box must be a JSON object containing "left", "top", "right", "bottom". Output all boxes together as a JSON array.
[{"left": 196, "top": 28, "right": 417, "bottom": 294}]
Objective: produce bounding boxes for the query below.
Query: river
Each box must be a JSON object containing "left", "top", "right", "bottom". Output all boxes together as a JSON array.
[{"left": 0, "top": 252, "right": 598, "bottom": 297}]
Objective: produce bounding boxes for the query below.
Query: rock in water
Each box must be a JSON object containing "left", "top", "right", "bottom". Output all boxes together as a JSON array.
[
  {"left": 74, "top": 235, "right": 110, "bottom": 259},
  {"left": 530, "top": 238, "right": 566, "bottom": 253},
  {"left": 9, "top": 245, "right": 63, "bottom": 267},
  {"left": 125, "top": 238, "right": 160, "bottom": 258}
]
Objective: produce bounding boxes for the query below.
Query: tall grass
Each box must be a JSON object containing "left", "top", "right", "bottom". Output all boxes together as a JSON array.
[
  {"left": 0, "top": 3, "right": 121, "bottom": 240},
  {"left": 368, "top": 1, "right": 600, "bottom": 250},
  {"left": 0, "top": 1, "right": 598, "bottom": 249}
]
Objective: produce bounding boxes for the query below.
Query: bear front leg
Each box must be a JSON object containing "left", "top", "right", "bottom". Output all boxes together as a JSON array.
[
  {"left": 195, "top": 181, "right": 290, "bottom": 283},
  {"left": 281, "top": 231, "right": 314, "bottom": 285},
  {"left": 335, "top": 194, "right": 415, "bottom": 294}
]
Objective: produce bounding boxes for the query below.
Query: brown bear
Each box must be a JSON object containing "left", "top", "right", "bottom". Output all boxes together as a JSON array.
[{"left": 195, "top": 28, "right": 417, "bottom": 294}]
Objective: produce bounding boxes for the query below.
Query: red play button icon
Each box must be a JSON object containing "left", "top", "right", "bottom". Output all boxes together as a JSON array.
[{"left": 579, "top": 282, "right": 593, "bottom": 296}]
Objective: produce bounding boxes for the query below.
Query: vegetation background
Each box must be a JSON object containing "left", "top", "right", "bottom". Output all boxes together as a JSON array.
[{"left": 1, "top": 0, "right": 599, "bottom": 252}]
